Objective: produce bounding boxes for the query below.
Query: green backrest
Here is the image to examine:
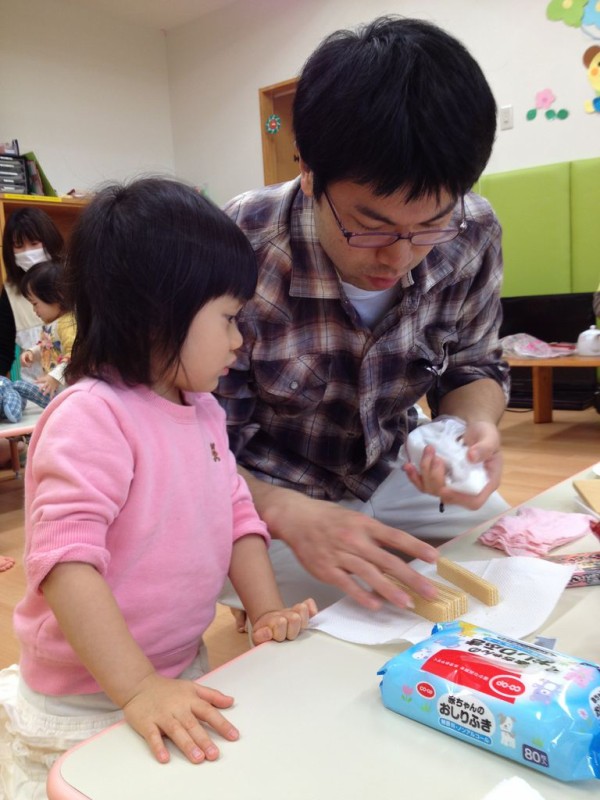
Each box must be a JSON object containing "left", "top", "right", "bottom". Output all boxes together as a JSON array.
[
  {"left": 478, "top": 163, "right": 571, "bottom": 297},
  {"left": 571, "top": 157, "right": 600, "bottom": 293}
]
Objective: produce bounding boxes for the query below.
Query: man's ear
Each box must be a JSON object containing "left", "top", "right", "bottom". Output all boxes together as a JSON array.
[{"left": 299, "top": 159, "right": 314, "bottom": 197}]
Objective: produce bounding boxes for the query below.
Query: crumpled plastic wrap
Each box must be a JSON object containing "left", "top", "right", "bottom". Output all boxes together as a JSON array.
[{"left": 402, "top": 416, "right": 488, "bottom": 494}]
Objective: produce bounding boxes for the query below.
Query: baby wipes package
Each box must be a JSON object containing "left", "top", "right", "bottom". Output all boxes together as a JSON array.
[{"left": 378, "top": 621, "right": 600, "bottom": 782}]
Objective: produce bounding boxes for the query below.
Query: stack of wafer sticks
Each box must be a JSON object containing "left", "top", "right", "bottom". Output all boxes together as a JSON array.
[
  {"left": 573, "top": 479, "right": 600, "bottom": 515},
  {"left": 386, "top": 556, "right": 500, "bottom": 623}
]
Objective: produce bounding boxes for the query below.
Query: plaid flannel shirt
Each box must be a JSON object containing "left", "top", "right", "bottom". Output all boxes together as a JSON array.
[{"left": 217, "top": 179, "right": 509, "bottom": 502}]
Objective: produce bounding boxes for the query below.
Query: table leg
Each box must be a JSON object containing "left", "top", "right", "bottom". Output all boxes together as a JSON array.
[
  {"left": 9, "top": 438, "right": 22, "bottom": 478},
  {"left": 530, "top": 366, "right": 553, "bottom": 423}
]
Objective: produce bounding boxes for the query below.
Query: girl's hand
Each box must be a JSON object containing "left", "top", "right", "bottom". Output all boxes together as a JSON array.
[
  {"left": 251, "top": 598, "right": 317, "bottom": 644},
  {"left": 20, "top": 350, "right": 34, "bottom": 367},
  {"left": 122, "top": 673, "right": 239, "bottom": 764},
  {"left": 35, "top": 375, "right": 60, "bottom": 396}
]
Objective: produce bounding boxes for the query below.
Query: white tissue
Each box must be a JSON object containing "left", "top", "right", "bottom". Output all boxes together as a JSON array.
[
  {"left": 481, "top": 776, "right": 547, "bottom": 800},
  {"left": 310, "top": 557, "right": 575, "bottom": 646},
  {"left": 403, "top": 416, "right": 488, "bottom": 494}
]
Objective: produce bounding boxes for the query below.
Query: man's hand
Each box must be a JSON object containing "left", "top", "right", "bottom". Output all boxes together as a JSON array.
[
  {"left": 259, "top": 489, "right": 439, "bottom": 611},
  {"left": 403, "top": 419, "right": 502, "bottom": 510},
  {"left": 122, "top": 673, "right": 239, "bottom": 764},
  {"left": 251, "top": 598, "right": 317, "bottom": 644}
]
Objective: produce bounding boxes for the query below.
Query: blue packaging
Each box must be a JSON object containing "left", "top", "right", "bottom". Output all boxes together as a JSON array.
[{"left": 378, "top": 621, "right": 600, "bottom": 782}]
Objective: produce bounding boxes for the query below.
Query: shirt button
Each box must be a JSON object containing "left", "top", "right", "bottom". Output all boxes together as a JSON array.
[{"left": 290, "top": 381, "right": 299, "bottom": 390}]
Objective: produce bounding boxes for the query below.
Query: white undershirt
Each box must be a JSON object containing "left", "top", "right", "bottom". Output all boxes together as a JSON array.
[{"left": 340, "top": 281, "right": 399, "bottom": 328}]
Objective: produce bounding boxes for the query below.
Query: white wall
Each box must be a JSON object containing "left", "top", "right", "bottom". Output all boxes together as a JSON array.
[
  {"left": 166, "top": 0, "right": 600, "bottom": 205},
  {"left": 0, "top": 0, "right": 175, "bottom": 194},
  {"left": 0, "top": 0, "right": 597, "bottom": 202}
]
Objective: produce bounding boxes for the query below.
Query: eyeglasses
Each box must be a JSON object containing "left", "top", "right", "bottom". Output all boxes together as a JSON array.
[{"left": 323, "top": 191, "right": 467, "bottom": 249}]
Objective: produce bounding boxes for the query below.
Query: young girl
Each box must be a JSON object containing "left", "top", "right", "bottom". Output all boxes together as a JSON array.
[
  {"left": 0, "top": 178, "right": 316, "bottom": 798},
  {"left": 0, "top": 208, "right": 64, "bottom": 469},
  {"left": 13, "top": 260, "right": 76, "bottom": 408}
]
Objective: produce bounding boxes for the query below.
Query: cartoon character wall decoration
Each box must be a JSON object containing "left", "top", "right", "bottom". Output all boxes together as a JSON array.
[
  {"left": 583, "top": 45, "right": 600, "bottom": 112},
  {"left": 546, "top": 1, "right": 600, "bottom": 114}
]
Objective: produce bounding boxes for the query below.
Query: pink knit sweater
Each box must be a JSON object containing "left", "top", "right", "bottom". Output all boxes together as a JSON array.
[{"left": 14, "top": 378, "right": 269, "bottom": 695}]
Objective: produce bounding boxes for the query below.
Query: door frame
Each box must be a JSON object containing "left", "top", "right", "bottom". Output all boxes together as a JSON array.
[{"left": 258, "top": 77, "right": 299, "bottom": 185}]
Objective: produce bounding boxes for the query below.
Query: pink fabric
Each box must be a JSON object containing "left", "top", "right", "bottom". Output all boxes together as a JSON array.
[
  {"left": 478, "top": 507, "right": 594, "bottom": 557},
  {"left": 14, "top": 379, "right": 269, "bottom": 695}
]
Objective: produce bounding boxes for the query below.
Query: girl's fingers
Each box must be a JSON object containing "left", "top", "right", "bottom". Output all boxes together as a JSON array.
[
  {"left": 190, "top": 697, "right": 240, "bottom": 744},
  {"left": 193, "top": 685, "right": 235, "bottom": 709},
  {"left": 251, "top": 625, "right": 274, "bottom": 645},
  {"left": 144, "top": 724, "right": 171, "bottom": 763}
]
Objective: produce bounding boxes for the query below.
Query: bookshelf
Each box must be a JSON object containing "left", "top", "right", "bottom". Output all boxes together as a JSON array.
[{"left": 0, "top": 194, "right": 87, "bottom": 283}]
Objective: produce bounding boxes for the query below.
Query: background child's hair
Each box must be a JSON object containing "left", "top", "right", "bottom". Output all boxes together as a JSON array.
[
  {"left": 2, "top": 208, "right": 64, "bottom": 289},
  {"left": 65, "top": 177, "right": 257, "bottom": 387},
  {"left": 21, "top": 260, "right": 66, "bottom": 309}
]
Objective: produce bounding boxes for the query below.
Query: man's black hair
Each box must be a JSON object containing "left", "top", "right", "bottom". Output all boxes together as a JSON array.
[{"left": 293, "top": 16, "right": 497, "bottom": 200}]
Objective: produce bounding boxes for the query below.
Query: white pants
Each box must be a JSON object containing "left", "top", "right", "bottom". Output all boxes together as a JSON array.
[
  {"left": 0, "top": 648, "right": 208, "bottom": 800},
  {"left": 221, "top": 461, "right": 509, "bottom": 611}
]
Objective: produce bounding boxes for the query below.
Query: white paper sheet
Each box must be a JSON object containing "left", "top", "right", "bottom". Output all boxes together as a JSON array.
[
  {"left": 310, "top": 557, "right": 575, "bottom": 645},
  {"left": 481, "top": 776, "right": 547, "bottom": 800}
]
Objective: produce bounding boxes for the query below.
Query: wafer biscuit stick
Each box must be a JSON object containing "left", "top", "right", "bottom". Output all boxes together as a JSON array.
[
  {"left": 430, "top": 582, "right": 466, "bottom": 617},
  {"left": 573, "top": 480, "right": 600, "bottom": 514},
  {"left": 437, "top": 557, "right": 500, "bottom": 605},
  {"left": 385, "top": 575, "right": 469, "bottom": 622}
]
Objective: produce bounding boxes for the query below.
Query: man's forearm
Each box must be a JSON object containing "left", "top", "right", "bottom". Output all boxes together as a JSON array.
[
  {"left": 237, "top": 465, "right": 298, "bottom": 542},
  {"left": 437, "top": 378, "right": 506, "bottom": 425}
]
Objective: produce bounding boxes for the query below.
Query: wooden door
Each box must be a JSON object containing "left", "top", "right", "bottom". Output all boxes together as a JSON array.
[{"left": 259, "top": 78, "right": 299, "bottom": 186}]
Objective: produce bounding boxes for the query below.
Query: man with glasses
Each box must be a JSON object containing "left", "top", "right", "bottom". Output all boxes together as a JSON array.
[{"left": 217, "top": 16, "right": 510, "bottom": 615}]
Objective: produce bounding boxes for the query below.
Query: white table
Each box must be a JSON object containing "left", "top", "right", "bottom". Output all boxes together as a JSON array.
[
  {"left": 0, "top": 404, "right": 44, "bottom": 477},
  {"left": 48, "top": 468, "right": 600, "bottom": 800}
]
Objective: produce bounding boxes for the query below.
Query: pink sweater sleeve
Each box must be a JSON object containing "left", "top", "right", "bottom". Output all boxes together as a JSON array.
[{"left": 25, "top": 392, "right": 134, "bottom": 590}]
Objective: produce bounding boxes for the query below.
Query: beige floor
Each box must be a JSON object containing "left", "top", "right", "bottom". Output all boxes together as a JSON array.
[{"left": 1, "top": 403, "right": 599, "bottom": 672}]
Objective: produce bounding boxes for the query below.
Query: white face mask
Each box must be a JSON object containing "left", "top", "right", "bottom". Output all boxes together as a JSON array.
[{"left": 14, "top": 247, "right": 49, "bottom": 272}]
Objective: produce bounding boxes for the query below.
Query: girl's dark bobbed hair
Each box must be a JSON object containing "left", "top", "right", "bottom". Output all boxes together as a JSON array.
[{"left": 65, "top": 177, "right": 257, "bottom": 386}]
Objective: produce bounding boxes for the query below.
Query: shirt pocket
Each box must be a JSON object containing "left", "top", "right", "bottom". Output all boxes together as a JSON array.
[{"left": 253, "top": 354, "right": 331, "bottom": 418}]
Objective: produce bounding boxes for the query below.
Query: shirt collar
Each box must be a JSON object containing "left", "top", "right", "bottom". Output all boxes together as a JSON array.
[{"left": 288, "top": 186, "right": 344, "bottom": 300}]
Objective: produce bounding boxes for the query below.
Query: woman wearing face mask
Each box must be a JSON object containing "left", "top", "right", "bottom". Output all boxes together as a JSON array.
[{"left": 1, "top": 208, "right": 64, "bottom": 382}]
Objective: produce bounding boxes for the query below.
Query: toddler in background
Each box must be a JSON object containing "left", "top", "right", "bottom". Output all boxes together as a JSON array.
[
  {"left": 13, "top": 260, "right": 76, "bottom": 408},
  {"left": 0, "top": 208, "right": 63, "bottom": 469},
  {"left": 0, "top": 177, "right": 316, "bottom": 799}
]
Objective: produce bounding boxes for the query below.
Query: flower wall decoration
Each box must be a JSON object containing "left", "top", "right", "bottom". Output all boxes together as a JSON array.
[
  {"left": 547, "top": 0, "right": 600, "bottom": 38},
  {"left": 526, "top": 89, "right": 570, "bottom": 120},
  {"left": 546, "top": 0, "right": 587, "bottom": 27},
  {"left": 536, "top": 88, "right": 556, "bottom": 109},
  {"left": 265, "top": 114, "right": 282, "bottom": 135}
]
